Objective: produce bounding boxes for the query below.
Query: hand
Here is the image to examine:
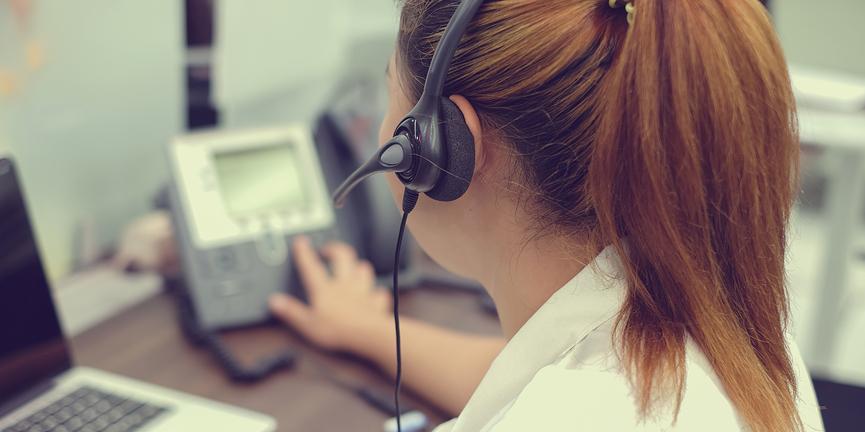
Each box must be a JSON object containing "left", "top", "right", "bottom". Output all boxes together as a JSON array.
[{"left": 269, "top": 237, "right": 392, "bottom": 351}]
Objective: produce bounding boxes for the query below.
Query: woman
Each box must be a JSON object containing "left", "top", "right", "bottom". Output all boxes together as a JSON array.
[{"left": 269, "top": 0, "right": 824, "bottom": 430}]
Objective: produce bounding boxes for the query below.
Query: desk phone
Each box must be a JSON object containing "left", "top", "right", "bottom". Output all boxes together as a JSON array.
[{"left": 168, "top": 126, "right": 337, "bottom": 330}]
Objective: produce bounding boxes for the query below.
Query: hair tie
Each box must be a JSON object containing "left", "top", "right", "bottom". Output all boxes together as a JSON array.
[{"left": 608, "top": 0, "right": 636, "bottom": 25}]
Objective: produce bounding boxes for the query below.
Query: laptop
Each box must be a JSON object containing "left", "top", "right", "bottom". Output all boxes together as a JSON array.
[{"left": 0, "top": 156, "right": 276, "bottom": 432}]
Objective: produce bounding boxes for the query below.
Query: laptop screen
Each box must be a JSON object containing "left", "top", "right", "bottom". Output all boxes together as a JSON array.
[{"left": 0, "top": 158, "right": 71, "bottom": 406}]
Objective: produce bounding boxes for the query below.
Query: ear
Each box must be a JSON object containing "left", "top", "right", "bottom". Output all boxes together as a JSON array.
[{"left": 448, "top": 95, "right": 485, "bottom": 175}]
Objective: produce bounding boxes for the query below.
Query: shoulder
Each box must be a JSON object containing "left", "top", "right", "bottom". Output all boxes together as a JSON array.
[
  {"left": 487, "top": 362, "right": 646, "bottom": 431},
  {"left": 485, "top": 328, "right": 744, "bottom": 431}
]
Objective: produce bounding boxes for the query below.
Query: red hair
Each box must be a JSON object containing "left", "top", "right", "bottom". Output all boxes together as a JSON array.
[{"left": 399, "top": 1, "right": 801, "bottom": 431}]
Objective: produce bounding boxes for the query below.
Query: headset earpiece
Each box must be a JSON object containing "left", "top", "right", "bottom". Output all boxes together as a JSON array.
[
  {"left": 426, "top": 97, "right": 475, "bottom": 202},
  {"left": 332, "top": 0, "right": 483, "bottom": 208}
]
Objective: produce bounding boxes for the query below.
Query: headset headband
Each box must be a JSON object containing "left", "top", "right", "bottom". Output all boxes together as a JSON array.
[{"left": 415, "top": 0, "right": 485, "bottom": 110}]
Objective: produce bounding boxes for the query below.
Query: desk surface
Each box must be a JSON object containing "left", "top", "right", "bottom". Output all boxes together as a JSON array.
[{"left": 70, "top": 287, "right": 501, "bottom": 432}]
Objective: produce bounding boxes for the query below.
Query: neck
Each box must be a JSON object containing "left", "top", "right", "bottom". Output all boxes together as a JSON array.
[{"left": 474, "top": 223, "right": 597, "bottom": 339}]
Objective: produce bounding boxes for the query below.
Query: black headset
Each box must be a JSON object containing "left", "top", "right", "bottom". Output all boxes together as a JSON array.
[
  {"left": 333, "top": 0, "right": 485, "bottom": 208},
  {"left": 331, "top": 1, "right": 485, "bottom": 430}
]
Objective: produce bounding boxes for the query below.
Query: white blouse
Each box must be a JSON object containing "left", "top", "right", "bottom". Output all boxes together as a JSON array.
[{"left": 433, "top": 248, "right": 825, "bottom": 431}]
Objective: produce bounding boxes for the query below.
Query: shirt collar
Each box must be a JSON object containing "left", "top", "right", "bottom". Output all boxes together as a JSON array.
[{"left": 450, "top": 246, "right": 626, "bottom": 432}]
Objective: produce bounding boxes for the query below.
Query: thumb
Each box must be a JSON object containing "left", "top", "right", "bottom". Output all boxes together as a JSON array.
[{"left": 269, "top": 293, "right": 314, "bottom": 335}]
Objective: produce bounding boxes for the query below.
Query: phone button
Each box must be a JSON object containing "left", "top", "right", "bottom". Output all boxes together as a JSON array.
[
  {"left": 208, "top": 247, "right": 248, "bottom": 274},
  {"left": 214, "top": 280, "right": 245, "bottom": 297},
  {"left": 255, "top": 232, "right": 288, "bottom": 266}
]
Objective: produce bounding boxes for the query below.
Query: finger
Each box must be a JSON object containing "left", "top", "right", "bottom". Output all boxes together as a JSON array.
[
  {"left": 269, "top": 293, "right": 315, "bottom": 335},
  {"left": 374, "top": 288, "right": 392, "bottom": 312},
  {"left": 321, "top": 242, "right": 358, "bottom": 280},
  {"left": 355, "top": 261, "right": 376, "bottom": 289},
  {"left": 293, "top": 236, "right": 329, "bottom": 293}
]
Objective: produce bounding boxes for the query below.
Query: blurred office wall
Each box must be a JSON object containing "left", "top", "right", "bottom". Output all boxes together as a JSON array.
[
  {"left": 0, "top": 4, "right": 18, "bottom": 157},
  {"left": 0, "top": 0, "right": 183, "bottom": 280},
  {"left": 776, "top": 0, "right": 865, "bottom": 75},
  {"left": 215, "top": 0, "right": 398, "bottom": 128},
  {"left": 0, "top": 114, "right": 9, "bottom": 155}
]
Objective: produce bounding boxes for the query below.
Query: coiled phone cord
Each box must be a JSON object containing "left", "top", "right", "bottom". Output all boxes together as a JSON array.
[{"left": 394, "top": 189, "right": 419, "bottom": 432}]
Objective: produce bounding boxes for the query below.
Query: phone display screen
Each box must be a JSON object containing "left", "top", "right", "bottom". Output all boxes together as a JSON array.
[{"left": 213, "top": 144, "right": 307, "bottom": 217}]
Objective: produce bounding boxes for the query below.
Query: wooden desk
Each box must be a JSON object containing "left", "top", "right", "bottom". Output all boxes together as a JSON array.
[{"left": 70, "top": 287, "right": 501, "bottom": 432}]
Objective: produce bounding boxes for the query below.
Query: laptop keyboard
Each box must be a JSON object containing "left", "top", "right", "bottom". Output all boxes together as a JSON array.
[{"left": 3, "top": 386, "right": 170, "bottom": 432}]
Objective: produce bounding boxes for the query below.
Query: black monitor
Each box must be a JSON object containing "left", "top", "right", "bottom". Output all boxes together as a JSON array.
[{"left": 0, "top": 157, "right": 71, "bottom": 408}]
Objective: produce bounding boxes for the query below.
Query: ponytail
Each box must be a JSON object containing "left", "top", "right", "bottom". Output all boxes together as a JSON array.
[
  {"left": 398, "top": 0, "right": 802, "bottom": 429},
  {"left": 590, "top": 1, "right": 801, "bottom": 431}
]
